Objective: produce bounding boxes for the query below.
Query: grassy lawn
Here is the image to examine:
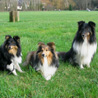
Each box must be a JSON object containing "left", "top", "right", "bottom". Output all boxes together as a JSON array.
[{"left": 0, "top": 11, "right": 98, "bottom": 98}]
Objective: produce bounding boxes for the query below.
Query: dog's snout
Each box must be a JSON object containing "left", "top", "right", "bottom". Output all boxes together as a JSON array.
[{"left": 42, "top": 54, "right": 44, "bottom": 57}]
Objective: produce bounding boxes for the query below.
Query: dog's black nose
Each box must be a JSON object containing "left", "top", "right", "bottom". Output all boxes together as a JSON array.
[
  {"left": 8, "top": 46, "right": 11, "bottom": 49},
  {"left": 82, "top": 34, "right": 85, "bottom": 37},
  {"left": 42, "top": 54, "right": 44, "bottom": 57}
]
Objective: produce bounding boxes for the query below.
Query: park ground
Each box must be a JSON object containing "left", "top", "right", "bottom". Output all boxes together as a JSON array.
[{"left": 0, "top": 11, "right": 98, "bottom": 98}]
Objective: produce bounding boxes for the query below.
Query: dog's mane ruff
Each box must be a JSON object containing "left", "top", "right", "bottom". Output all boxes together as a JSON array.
[
  {"left": 89, "top": 26, "right": 96, "bottom": 44},
  {"left": 47, "top": 42, "right": 59, "bottom": 68},
  {"left": 15, "top": 41, "right": 21, "bottom": 57},
  {"left": 1, "top": 42, "right": 13, "bottom": 63},
  {"left": 73, "top": 30, "right": 84, "bottom": 43},
  {"left": 50, "top": 51, "right": 59, "bottom": 68},
  {"left": 13, "top": 36, "right": 21, "bottom": 57},
  {"left": 0, "top": 45, "right": 12, "bottom": 71}
]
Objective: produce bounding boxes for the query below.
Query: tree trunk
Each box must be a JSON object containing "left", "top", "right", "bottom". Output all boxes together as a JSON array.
[{"left": 9, "top": 11, "right": 19, "bottom": 22}]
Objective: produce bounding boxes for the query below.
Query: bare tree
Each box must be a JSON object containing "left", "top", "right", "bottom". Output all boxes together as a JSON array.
[{"left": 0, "top": 0, "right": 5, "bottom": 11}]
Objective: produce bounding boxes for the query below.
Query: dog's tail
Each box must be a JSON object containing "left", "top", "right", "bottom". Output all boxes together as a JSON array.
[
  {"left": 23, "top": 51, "right": 33, "bottom": 66},
  {"left": 57, "top": 52, "right": 66, "bottom": 61},
  {"left": 57, "top": 51, "right": 71, "bottom": 62}
]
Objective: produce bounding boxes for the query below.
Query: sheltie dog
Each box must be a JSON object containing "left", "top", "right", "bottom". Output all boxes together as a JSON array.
[
  {"left": 0, "top": 35, "right": 23, "bottom": 75},
  {"left": 23, "top": 42, "right": 59, "bottom": 80},
  {"left": 58, "top": 21, "right": 97, "bottom": 69}
]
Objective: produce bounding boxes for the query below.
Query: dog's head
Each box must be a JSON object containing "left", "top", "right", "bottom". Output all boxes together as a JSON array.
[
  {"left": 4, "top": 35, "right": 20, "bottom": 56},
  {"left": 78, "top": 21, "right": 96, "bottom": 41},
  {"left": 37, "top": 42, "right": 55, "bottom": 58}
]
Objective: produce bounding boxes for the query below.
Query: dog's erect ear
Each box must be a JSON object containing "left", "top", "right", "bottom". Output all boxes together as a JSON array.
[
  {"left": 13, "top": 36, "right": 20, "bottom": 43},
  {"left": 38, "top": 42, "right": 45, "bottom": 47},
  {"left": 47, "top": 42, "right": 55, "bottom": 51},
  {"left": 88, "top": 21, "right": 96, "bottom": 28},
  {"left": 38, "top": 42, "right": 45, "bottom": 49},
  {"left": 37, "top": 42, "right": 45, "bottom": 53},
  {"left": 5, "top": 35, "right": 11, "bottom": 40},
  {"left": 78, "top": 21, "right": 85, "bottom": 27}
]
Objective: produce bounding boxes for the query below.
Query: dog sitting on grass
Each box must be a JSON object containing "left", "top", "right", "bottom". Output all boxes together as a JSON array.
[
  {"left": 0, "top": 35, "right": 23, "bottom": 75},
  {"left": 58, "top": 21, "right": 97, "bottom": 69},
  {"left": 23, "top": 42, "right": 59, "bottom": 80}
]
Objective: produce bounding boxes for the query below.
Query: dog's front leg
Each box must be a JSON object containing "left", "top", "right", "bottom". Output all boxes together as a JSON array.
[
  {"left": 7, "top": 63, "right": 17, "bottom": 76},
  {"left": 14, "top": 62, "right": 23, "bottom": 73},
  {"left": 80, "top": 64, "right": 84, "bottom": 69},
  {"left": 87, "top": 64, "right": 90, "bottom": 68}
]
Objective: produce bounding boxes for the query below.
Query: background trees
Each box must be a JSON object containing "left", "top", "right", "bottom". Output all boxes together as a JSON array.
[{"left": 0, "top": 0, "right": 98, "bottom": 11}]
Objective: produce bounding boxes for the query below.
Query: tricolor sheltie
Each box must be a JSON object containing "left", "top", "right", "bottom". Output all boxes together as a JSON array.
[
  {"left": 23, "top": 42, "right": 59, "bottom": 80},
  {"left": 58, "top": 21, "right": 97, "bottom": 69},
  {"left": 0, "top": 35, "right": 23, "bottom": 75}
]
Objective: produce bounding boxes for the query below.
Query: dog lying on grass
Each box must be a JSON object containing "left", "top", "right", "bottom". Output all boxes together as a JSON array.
[{"left": 23, "top": 42, "right": 59, "bottom": 80}]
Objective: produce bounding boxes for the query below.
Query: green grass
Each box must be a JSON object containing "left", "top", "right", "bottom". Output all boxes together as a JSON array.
[{"left": 0, "top": 11, "right": 98, "bottom": 98}]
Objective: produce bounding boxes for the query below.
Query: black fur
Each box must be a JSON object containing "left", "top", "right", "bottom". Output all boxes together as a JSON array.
[
  {"left": 13, "top": 36, "right": 21, "bottom": 57},
  {"left": 58, "top": 21, "right": 97, "bottom": 65},
  {"left": 23, "top": 43, "right": 59, "bottom": 71},
  {"left": 28, "top": 47, "right": 59, "bottom": 71},
  {"left": 0, "top": 35, "right": 21, "bottom": 71}
]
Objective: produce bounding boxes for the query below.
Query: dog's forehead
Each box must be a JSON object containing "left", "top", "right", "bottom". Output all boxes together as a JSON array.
[
  {"left": 42, "top": 45, "right": 50, "bottom": 50},
  {"left": 8, "top": 37, "right": 14, "bottom": 41},
  {"left": 7, "top": 38, "right": 16, "bottom": 44},
  {"left": 82, "top": 23, "right": 91, "bottom": 30}
]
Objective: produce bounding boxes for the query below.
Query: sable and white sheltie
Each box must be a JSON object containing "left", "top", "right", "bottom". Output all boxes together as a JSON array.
[
  {"left": 0, "top": 35, "right": 23, "bottom": 75},
  {"left": 23, "top": 42, "right": 59, "bottom": 80},
  {"left": 58, "top": 21, "right": 97, "bottom": 69}
]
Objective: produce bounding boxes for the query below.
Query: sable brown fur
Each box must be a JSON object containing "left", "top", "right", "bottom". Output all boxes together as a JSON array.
[{"left": 23, "top": 42, "right": 59, "bottom": 71}]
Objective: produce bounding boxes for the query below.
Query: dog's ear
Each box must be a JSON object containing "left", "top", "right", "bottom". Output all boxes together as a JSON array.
[
  {"left": 13, "top": 36, "right": 20, "bottom": 43},
  {"left": 38, "top": 42, "right": 45, "bottom": 47},
  {"left": 88, "top": 21, "right": 96, "bottom": 28},
  {"left": 5, "top": 35, "right": 11, "bottom": 40},
  {"left": 47, "top": 42, "right": 55, "bottom": 51},
  {"left": 37, "top": 42, "right": 45, "bottom": 52},
  {"left": 78, "top": 21, "right": 85, "bottom": 27}
]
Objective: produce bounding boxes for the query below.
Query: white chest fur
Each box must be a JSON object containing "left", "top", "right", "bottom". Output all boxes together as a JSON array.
[
  {"left": 73, "top": 38, "right": 97, "bottom": 66},
  {"left": 13, "top": 56, "right": 22, "bottom": 64},
  {"left": 39, "top": 57, "right": 57, "bottom": 80}
]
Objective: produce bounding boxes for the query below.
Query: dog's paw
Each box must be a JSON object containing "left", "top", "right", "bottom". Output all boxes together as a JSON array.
[
  {"left": 45, "top": 75, "right": 52, "bottom": 80},
  {"left": 87, "top": 65, "right": 90, "bottom": 68},
  {"left": 12, "top": 70, "right": 17, "bottom": 76},
  {"left": 17, "top": 68, "right": 24, "bottom": 73},
  {"left": 21, "top": 71, "right": 25, "bottom": 73},
  {"left": 80, "top": 66, "right": 84, "bottom": 69},
  {"left": 80, "top": 65, "right": 84, "bottom": 69},
  {"left": 19, "top": 70, "right": 24, "bottom": 73}
]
